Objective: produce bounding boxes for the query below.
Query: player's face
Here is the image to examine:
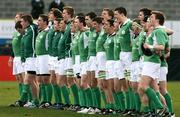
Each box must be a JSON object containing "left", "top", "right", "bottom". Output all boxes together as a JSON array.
[
  {"left": 138, "top": 11, "right": 144, "bottom": 21},
  {"left": 150, "top": 14, "right": 156, "bottom": 26},
  {"left": 37, "top": 17, "right": 44, "bottom": 30},
  {"left": 70, "top": 22, "right": 75, "bottom": 33},
  {"left": 92, "top": 21, "right": 100, "bottom": 32},
  {"left": 48, "top": 11, "right": 54, "bottom": 21},
  {"left": 103, "top": 21, "right": 110, "bottom": 33},
  {"left": 114, "top": 11, "right": 123, "bottom": 22},
  {"left": 114, "top": 20, "right": 119, "bottom": 32},
  {"left": 85, "top": 16, "right": 92, "bottom": 27},
  {"left": 101, "top": 10, "right": 111, "bottom": 21},
  {"left": 132, "top": 22, "right": 139, "bottom": 34},
  {"left": 74, "top": 18, "right": 81, "bottom": 30},
  {"left": 54, "top": 20, "right": 60, "bottom": 31},
  {"left": 59, "top": 20, "right": 66, "bottom": 32},
  {"left": 20, "top": 18, "right": 28, "bottom": 29},
  {"left": 15, "top": 14, "right": 21, "bottom": 23},
  {"left": 62, "top": 9, "right": 69, "bottom": 21}
]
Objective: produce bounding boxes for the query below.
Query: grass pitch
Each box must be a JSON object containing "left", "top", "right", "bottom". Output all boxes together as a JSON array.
[{"left": 0, "top": 81, "right": 179, "bottom": 117}]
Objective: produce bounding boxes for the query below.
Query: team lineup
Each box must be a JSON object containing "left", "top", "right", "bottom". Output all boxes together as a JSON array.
[{"left": 8, "top": 6, "right": 175, "bottom": 117}]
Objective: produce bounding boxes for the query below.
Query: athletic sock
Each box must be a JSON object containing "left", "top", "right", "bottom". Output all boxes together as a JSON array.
[
  {"left": 53, "top": 84, "right": 62, "bottom": 104},
  {"left": 45, "top": 84, "right": 53, "bottom": 103},
  {"left": 164, "top": 92, "right": 173, "bottom": 113},
  {"left": 61, "top": 85, "right": 70, "bottom": 105},
  {"left": 20, "top": 84, "right": 30, "bottom": 102},
  {"left": 145, "top": 88, "right": 163, "bottom": 109},
  {"left": 85, "top": 88, "right": 93, "bottom": 107},
  {"left": 70, "top": 84, "right": 79, "bottom": 105}
]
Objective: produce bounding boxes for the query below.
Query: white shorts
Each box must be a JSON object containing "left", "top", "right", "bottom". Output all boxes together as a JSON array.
[
  {"left": 130, "top": 61, "right": 141, "bottom": 82},
  {"left": 87, "top": 56, "right": 97, "bottom": 71},
  {"left": 73, "top": 55, "right": 81, "bottom": 75},
  {"left": 13, "top": 57, "right": 24, "bottom": 75},
  {"left": 159, "top": 67, "right": 168, "bottom": 81},
  {"left": 57, "top": 59, "right": 66, "bottom": 75},
  {"left": 36, "top": 55, "right": 50, "bottom": 75},
  {"left": 120, "top": 52, "right": 132, "bottom": 71},
  {"left": 114, "top": 60, "right": 124, "bottom": 79},
  {"left": 106, "top": 60, "right": 115, "bottom": 79},
  {"left": 80, "top": 62, "right": 88, "bottom": 75},
  {"left": 141, "top": 62, "right": 160, "bottom": 79},
  {"left": 65, "top": 57, "right": 73, "bottom": 70},
  {"left": 24, "top": 57, "right": 36, "bottom": 72},
  {"left": 48, "top": 56, "right": 58, "bottom": 71},
  {"left": 96, "top": 52, "right": 106, "bottom": 71}
]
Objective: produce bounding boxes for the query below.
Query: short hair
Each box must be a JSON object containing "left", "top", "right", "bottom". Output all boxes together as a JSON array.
[
  {"left": 76, "top": 13, "right": 85, "bottom": 17},
  {"left": 15, "top": 21, "right": 22, "bottom": 29},
  {"left": 76, "top": 16, "right": 86, "bottom": 26},
  {"left": 86, "top": 12, "right": 97, "bottom": 20},
  {"left": 54, "top": 18, "right": 63, "bottom": 23},
  {"left": 151, "top": 11, "right": 166, "bottom": 25},
  {"left": 63, "top": 6, "right": 74, "bottom": 18},
  {"left": 21, "top": 14, "right": 33, "bottom": 24},
  {"left": 50, "top": 8, "right": 62, "bottom": 18},
  {"left": 39, "top": 14, "right": 49, "bottom": 25},
  {"left": 16, "top": 12, "right": 24, "bottom": 18},
  {"left": 103, "top": 8, "right": 114, "bottom": 19},
  {"left": 114, "top": 7, "right": 127, "bottom": 16},
  {"left": 139, "top": 8, "right": 152, "bottom": 22},
  {"left": 132, "top": 18, "right": 142, "bottom": 28},
  {"left": 107, "top": 19, "right": 114, "bottom": 27},
  {"left": 93, "top": 16, "right": 103, "bottom": 24}
]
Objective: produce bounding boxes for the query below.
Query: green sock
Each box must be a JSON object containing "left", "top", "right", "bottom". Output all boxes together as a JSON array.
[
  {"left": 129, "top": 87, "right": 135, "bottom": 110},
  {"left": 53, "top": 84, "right": 62, "bottom": 104},
  {"left": 113, "top": 92, "right": 121, "bottom": 110},
  {"left": 32, "top": 98, "right": 39, "bottom": 106},
  {"left": 164, "top": 93, "right": 173, "bottom": 113},
  {"left": 93, "top": 87, "right": 101, "bottom": 108},
  {"left": 149, "top": 99, "right": 156, "bottom": 111},
  {"left": 61, "top": 85, "right": 70, "bottom": 105},
  {"left": 40, "top": 84, "right": 47, "bottom": 103},
  {"left": 79, "top": 88, "right": 86, "bottom": 107},
  {"left": 18, "top": 83, "right": 23, "bottom": 97},
  {"left": 28, "top": 87, "right": 33, "bottom": 102},
  {"left": 117, "top": 91, "right": 125, "bottom": 111},
  {"left": 85, "top": 88, "right": 93, "bottom": 107},
  {"left": 142, "top": 105, "right": 150, "bottom": 112},
  {"left": 135, "top": 93, "right": 141, "bottom": 112},
  {"left": 70, "top": 84, "right": 79, "bottom": 105},
  {"left": 101, "top": 91, "right": 107, "bottom": 108},
  {"left": 20, "top": 84, "right": 30, "bottom": 102},
  {"left": 125, "top": 91, "right": 130, "bottom": 110},
  {"left": 45, "top": 84, "right": 53, "bottom": 103},
  {"left": 109, "top": 103, "right": 115, "bottom": 110},
  {"left": 145, "top": 88, "right": 163, "bottom": 109}
]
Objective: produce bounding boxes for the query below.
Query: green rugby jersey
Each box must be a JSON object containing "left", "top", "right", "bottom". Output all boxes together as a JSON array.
[
  {"left": 35, "top": 28, "right": 49, "bottom": 55},
  {"left": 96, "top": 29, "right": 107, "bottom": 52},
  {"left": 21, "top": 24, "right": 38, "bottom": 59},
  {"left": 58, "top": 32, "right": 66, "bottom": 60},
  {"left": 144, "top": 27, "right": 166, "bottom": 63},
  {"left": 118, "top": 19, "right": 133, "bottom": 52},
  {"left": 88, "top": 28, "right": 99, "bottom": 57},
  {"left": 114, "top": 33, "right": 121, "bottom": 60},
  {"left": 132, "top": 34, "right": 141, "bottom": 62},
  {"left": 64, "top": 22, "right": 72, "bottom": 57},
  {"left": 12, "top": 31, "right": 22, "bottom": 57},
  {"left": 104, "top": 33, "right": 115, "bottom": 60},
  {"left": 78, "top": 31, "right": 89, "bottom": 62},
  {"left": 47, "top": 28, "right": 55, "bottom": 56},
  {"left": 51, "top": 31, "right": 61, "bottom": 57}
]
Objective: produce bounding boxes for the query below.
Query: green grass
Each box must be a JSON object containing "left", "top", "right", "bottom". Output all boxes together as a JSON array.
[{"left": 0, "top": 81, "right": 179, "bottom": 117}]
